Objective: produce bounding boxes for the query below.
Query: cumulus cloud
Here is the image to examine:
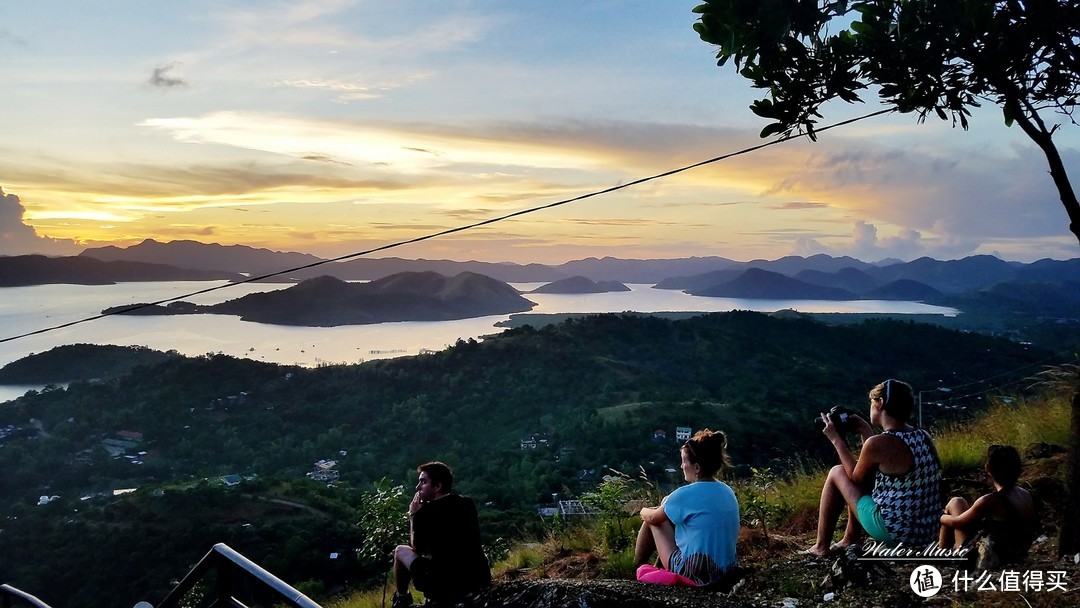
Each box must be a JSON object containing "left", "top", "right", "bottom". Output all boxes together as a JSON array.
[
  {"left": 781, "top": 140, "right": 1074, "bottom": 241},
  {"left": 149, "top": 63, "right": 186, "bottom": 88},
  {"left": 0, "top": 187, "right": 83, "bottom": 256},
  {"left": 792, "top": 220, "right": 975, "bottom": 262}
]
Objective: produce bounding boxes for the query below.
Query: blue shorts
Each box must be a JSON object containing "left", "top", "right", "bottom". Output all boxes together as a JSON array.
[{"left": 856, "top": 495, "right": 896, "bottom": 545}]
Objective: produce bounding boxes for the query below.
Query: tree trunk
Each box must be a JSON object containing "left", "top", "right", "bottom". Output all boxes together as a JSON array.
[
  {"left": 1006, "top": 100, "right": 1080, "bottom": 245},
  {"left": 1004, "top": 97, "right": 1080, "bottom": 556},
  {"left": 1060, "top": 387, "right": 1080, "bottom": 557}
]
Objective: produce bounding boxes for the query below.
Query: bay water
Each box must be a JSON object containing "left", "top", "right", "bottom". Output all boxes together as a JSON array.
[{"left": 0, "top": 281, "right": 956, "bottom": 403}]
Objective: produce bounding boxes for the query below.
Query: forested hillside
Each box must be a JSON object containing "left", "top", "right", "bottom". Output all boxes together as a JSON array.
[{"left": 0, "top": 311, "right": 1058, "bottom": 607}]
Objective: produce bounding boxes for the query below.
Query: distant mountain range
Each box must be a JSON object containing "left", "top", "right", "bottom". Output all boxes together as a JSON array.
[
  {"left": 102, "top": 271, "right": 535, "bottom": 326},
  {"left": 0, "top": 254, "right": 244, "bottom": 286},
  {"left": 657, "top": 255, "right": 1079, "bottom": 301},
  {"left": 0, "top": 239, "right": 1061, "bottom": 304},
  {"left": 80, "top": 239, "right": 324, "bottom": 277}
]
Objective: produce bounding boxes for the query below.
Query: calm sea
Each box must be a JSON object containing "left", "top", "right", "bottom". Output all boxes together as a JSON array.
[{"left": 0, "top": 281, "right": 957, "bottom": 403}]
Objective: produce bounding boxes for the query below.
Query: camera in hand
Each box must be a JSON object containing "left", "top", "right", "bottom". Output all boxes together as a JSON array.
[{"left": 814, "top": 405, "right": 858, "bottom": 433}]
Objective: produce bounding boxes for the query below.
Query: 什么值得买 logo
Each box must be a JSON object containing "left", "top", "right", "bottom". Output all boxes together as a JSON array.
[{"left": 910, "top": 565, "right": 943, "bottom": 597}]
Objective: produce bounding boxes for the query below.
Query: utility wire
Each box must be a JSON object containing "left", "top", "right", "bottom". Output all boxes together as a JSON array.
[
  {"left": 928, "top": 354, "right": 1064, "bottom": 405},
  {"left": 933, "top": 355, "right": 1060, "bottom": 394},
  {"left": 1, "top": 109, "right": 895, "bottom": 345}
]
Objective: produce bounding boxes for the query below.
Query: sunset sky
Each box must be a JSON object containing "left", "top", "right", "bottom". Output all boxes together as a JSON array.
[{"left": 2, "top": 1, "right": 1079, "bottom": 264}]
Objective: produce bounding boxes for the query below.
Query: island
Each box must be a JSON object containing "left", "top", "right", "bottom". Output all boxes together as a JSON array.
[
  {"left": 689, "top": 268, "right": 857, "bottom": 300},
  {"left": 529, "top": 276, "right": 630, "bottom": 294},
  {"left": 101, "top": 271, "right": 536, "bottom": 326}
]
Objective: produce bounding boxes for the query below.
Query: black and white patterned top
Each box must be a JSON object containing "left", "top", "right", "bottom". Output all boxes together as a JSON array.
[{"left": 871, "top": 429, "right": 942, "bottom": 546}]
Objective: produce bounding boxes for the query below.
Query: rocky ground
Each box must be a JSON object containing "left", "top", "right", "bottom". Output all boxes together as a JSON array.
[
  {"left": 469, "top": 447, "right": 1080, "bottom": 607},
  {"left": 470, "top": 536, "right": 1080, "bottom": 607}
]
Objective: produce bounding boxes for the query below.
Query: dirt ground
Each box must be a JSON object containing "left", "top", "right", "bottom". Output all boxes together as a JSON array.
[{"left": 474, "top": 449, "right": 1080, "bottom": 607}]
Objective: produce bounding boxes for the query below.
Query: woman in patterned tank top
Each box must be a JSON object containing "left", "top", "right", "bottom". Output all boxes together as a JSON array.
[{"left": 806, "top": 379, "right": 942, "bottom": 557}]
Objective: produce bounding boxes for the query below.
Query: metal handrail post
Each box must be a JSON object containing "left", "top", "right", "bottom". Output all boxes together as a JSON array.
[
  {"left": 0, "top": 584, "right": 53, "bottom": 608},
  {"left": 151, "top": 543, "right": 321, "bottom": 608},
  {"left": 211, "top": 544, "right": 320, "bottom": 608}
]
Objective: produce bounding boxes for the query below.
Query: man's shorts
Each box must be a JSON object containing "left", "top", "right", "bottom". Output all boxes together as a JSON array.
[
  {"left": 410, "top": 556, "right": 438, "bottom": 592},
  {"left": 856, "top": 495, "right": 896, "bottom": 545},
  {"left": 410, "top": 557, "right": 464, "bottom": 604}
]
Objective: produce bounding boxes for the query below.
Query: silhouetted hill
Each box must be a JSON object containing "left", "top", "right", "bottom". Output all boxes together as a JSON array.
[
  {"left": 866, "top": 255, "right": 1021, "bottom": 293},
  {"left": 1014, "top": 257, "right": 1080, "bottom": 282},
  {"left": 691, "top": 268, "right": 857, "bottom": 300},
  {"left": 0, "top": 344, "right": 178, "bottom": 384},
  {"left": 530, "top": 276, "right": 630, "bottom": 294},
  {"left": 132, "top": 272, "right": 537, "bottom": 326},
  {"left": 81, "top": 239, "right": 324, "bottom": 277},
  {"left": 332, "top": 256, "right": 740, "bottom": 284},
  {"left": 323, "top": 257, "right": 567, "bottom": 283},
  {"left": 0, "top": 254, "right": 244, "bottom": 286},
  {"left": 652, "top": 268, "right": 743, "bottom": 291},
  {"left": 933, "top": 280, "right": 1080, "bottom": 317},
  {"left": 794, "top": 267, "right": 880, "bottom": 293},
  {"left": 743, "top": 253, "right": 873, "bottom": 275},
  {"left": 861, "top": 279, "right": 942, "bottom": 301},
  {"left": 554, "top": 256, "right": 737, "bottom": 283}
]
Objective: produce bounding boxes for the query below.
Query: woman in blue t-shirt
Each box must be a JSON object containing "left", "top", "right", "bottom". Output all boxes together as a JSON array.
[{"left": 634, "top": 428, "right": 740, "bottom": 586}]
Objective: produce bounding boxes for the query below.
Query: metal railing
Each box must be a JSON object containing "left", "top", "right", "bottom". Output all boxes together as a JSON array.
[
  {"left": 152, "top": 543, "right": 321, "bottom": 608},
  {"left": 0, "top": 584, "right": 53, "bottom": 608}
]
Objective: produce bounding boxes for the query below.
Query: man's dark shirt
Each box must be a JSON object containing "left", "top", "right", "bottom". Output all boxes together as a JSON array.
[{"left": 412, "top": 493, "right": 491, "bottom": 601}]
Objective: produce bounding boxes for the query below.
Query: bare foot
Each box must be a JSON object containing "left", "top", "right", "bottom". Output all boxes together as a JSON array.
[
  {"left": 831, "top": 539, "right": 862, "bottom": 553},
  {"left": 802, "top": 545, "right": 833, "bottom": 558}
]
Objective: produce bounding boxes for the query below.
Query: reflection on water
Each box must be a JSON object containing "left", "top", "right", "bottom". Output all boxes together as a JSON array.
[{"left": 0, "top": 281, "right": 957, "bottom": 403}]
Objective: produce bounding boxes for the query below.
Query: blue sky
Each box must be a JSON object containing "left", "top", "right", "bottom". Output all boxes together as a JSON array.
[{"left": 2, "top": 0, "right": 1078, "bottom": 263}]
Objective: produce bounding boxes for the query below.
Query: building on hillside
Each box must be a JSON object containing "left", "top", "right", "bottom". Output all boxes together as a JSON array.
[
  {"left": 221, "top": 474, "right": 242, "bottom": 487},
  {"left": 520, "top": 434, "right": 550, "bottom": 450},
  {"left": 307, "top": 459, "right": 340, "bottom": 482},
  {"left": 102, "top": 430, "right": 145, "bottom": 457},
  {"left": 675, "top": 426, "right": 692, "bottom": 441},
  {"left": 557, "top": 500, "right": 597, "bottom": 517},
  {"left": 652, "top": 428, "right": 667, "bottom": 441}
]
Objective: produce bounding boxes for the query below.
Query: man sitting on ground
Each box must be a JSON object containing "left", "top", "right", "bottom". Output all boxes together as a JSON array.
[{"left": 393, "top": 461, "right": 491, "bottom": 607}]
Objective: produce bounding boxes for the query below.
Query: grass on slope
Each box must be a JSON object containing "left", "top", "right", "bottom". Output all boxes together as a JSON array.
[{"left": 327, "top": 388, "right": 1074, "bottom": 607}]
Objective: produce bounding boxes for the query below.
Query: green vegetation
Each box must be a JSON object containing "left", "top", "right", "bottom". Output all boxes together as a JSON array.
[
  {"left": 936, "top": 396, "right": 1071, "bottom": 476},
  {"left": 732, "top": 389, "right": 1073, "bottom": 544},
  {"left": 0, "top": 312, "right": 1069, "bottom": 607},
  {"left": 693, "top": 0, "right": 1080, "bottom": 242},
  {"left": 448, "top": 389, "right": 1069, "bottom": 608},
  {"left": 0, "top": 343, "right": 179, "bottom": 384}
]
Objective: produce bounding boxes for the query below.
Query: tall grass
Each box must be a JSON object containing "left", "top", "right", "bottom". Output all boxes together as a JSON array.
[
  {"left": 323, "top": 586, "right": 416, "bottom": 608},
  {"left": 755, "top": 392, "right": 1071, "bottom": 530},
  {"left": 491, "top": 541, "right": 544, "bottom": 579},
  {"left": 934, "top": 394, "right": 1070, "bottom": 476},
  {"left": 326, "top": 391, "right": 1073, "bottom": 604}
]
